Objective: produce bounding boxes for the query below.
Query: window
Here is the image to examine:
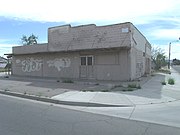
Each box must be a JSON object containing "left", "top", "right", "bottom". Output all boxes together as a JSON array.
[
  {"left": 81, "top": 57, "right": 86, "bottom": 65},
  {"left": 87, "top": 56, "right": 93, "bottom": 65},
  {"left": 80, "top": 56, "right": 93, "bottom": 66}
]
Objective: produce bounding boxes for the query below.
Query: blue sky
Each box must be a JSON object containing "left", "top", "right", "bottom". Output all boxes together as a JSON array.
[{"left": 0, "top": 0, "right": 180, "bottom": 59}]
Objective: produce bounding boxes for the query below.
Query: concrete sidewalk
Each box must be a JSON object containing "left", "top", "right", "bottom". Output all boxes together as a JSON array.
[
  {"left": 0, "top": 67, "right": 180, "bottom": 106},
  {"left": 51, "top": 67, "right": 180, "bottom": 128},
  {"left": 52, "top": 68, "right": 180, "bottom": 106},
  {"left": 0, "top": 67, "right": 180, "bottom": 128}
]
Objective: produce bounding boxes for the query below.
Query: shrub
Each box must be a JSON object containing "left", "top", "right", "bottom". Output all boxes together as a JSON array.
[{"left": 168, "top": 78, "right": 175, "bottom": 85}]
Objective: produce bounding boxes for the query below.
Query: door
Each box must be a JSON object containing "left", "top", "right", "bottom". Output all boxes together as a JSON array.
[{"left": 80, "top": 56, "right": 94, "bottom": 79}]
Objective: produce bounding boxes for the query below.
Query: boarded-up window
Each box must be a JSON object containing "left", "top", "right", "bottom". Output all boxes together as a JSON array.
[
  {"left": 80, "top": 56, "right": 93, "bottom": 66},
  {"left": 96, "top": 53, "right": 118, "bottom": 65},
  {"left": 81, "top": 57, "right": 86, "bottom": 65},
  {"left": 87, "top": 56, "right": 93, "bottom": 65}
]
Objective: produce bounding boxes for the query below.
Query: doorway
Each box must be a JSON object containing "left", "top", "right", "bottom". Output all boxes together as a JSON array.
[{"left": 80, "top": 56, "right": 94, "bottom": 79}]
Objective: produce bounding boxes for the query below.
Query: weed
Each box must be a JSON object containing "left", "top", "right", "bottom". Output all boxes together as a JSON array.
[
  {"left": 128, "top": 84, "right": 137, "bottom": 88},
  {"left": 4, "top": 89, "right": 10, "bottom": 92},
  {"left": 82, "top": 90, "right": 86, "bottom": 92},
  {"left": 37, "top": 92, "right": 43, "bottom": 97},
  {"left": 81, "top": 89, "right": 94, "bottom": 92},
  {"left": 161, "top": 81, "right": 166, "bottom": 85},
  {"left": 101, "top": 89, "right": 109, "bottom": 92},
  {"left": 113, "top": 84, "right": 123, "bottom": 88},
  {"left": 137, "top": 85, "right": 141, "bottom": 89},
  {"left": 168, "top": 78, "right": 175, "bottom": 85},
  {"left": 128, "top": 83, "right": 141, "bottom": 89},
  {"left": 62, "top": 79, "right": 74, "bottom": 83},
  {"left": 158, "top": 69, "right": 171, "bottom": 74},
  {"left": 122, "top": 88, "right": 134, "bottom": 92}
]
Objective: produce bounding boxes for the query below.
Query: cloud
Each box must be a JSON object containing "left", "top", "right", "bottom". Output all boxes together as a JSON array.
[
  {"left": 151, "top": 29, "right": 180, "bottom": 40},
  {"left": 0, "top": 0, "right": 179, "bottom": 23},
  {"left": 0, "top": 0, "right": 180, "bottom": 59},
  {"left": 0, "top": 44, "right": 18, "bottom": 57}
]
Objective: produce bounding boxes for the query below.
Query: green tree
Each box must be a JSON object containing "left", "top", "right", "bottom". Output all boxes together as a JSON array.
[
  {"left": 151, "top": 47, "right": 168, "bottom": 70},
  {"left": 21, "top": 34, "right": 38, "bottom": 45}
]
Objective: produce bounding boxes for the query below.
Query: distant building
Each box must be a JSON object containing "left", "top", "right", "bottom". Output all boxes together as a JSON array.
[
  {"left": 11, "top": 22, "right": 151, "bottom": 81},
  {"left": 0, "top": 56, "right": 8, "bottom": 68}
]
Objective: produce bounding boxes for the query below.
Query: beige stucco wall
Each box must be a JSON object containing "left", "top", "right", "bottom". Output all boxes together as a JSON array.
[
  {"left": 48, "top": 23, "right": 131, "bottom": 52},
  {"left": 129, "top": 24, "right": 151, "bottom": 80},
  {"left": 13, "top": 43, "right": 48, "bottom": 55},
  {"left": 12, "top": 52, "right": 79, "bottom": 79},
  {"left": 12, "top": 49, "right": 130, "bottom": 81},
  {"left": 11, "top": 22, "right": 151, "bottom": 81}
]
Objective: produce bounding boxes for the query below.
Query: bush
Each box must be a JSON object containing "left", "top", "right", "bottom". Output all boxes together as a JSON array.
[{"left": 168, "top": 78, "right": 175, "bottom": 85}]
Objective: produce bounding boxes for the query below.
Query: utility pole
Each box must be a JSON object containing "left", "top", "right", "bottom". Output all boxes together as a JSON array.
[
  {"left": 168, "top": 42, "right": 171, "bottom": 69},
  {"left": 168, "top": 38, "right": 180, "bottom": 69}
]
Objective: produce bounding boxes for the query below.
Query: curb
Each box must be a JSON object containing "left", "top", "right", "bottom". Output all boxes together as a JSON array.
[{"left": 0, "top": 90, "right": 132, "bottom": 107}]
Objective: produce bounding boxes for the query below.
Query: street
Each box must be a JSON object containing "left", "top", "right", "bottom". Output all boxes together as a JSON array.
[
  {"left": 0, "top": 94, "right": 180, "bottom": 135},
  {"left": 172, "top": 65, "right": 180, "bottom": 73}
]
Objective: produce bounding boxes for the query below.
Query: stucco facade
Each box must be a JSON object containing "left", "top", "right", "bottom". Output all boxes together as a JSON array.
[{"left": 12, "top": 22, "right": 151, "bottom": 81}]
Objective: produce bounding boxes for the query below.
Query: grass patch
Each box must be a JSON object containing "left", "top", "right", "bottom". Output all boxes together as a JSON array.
[
  {"left": 62, "top": 79, "right": 74, "bottom": 83},
  {"left": 168, "top": 78, "right": 175, "bottom": 85},
  {"left": 161, "top": 81, "right": 166, "bottom": 85}
]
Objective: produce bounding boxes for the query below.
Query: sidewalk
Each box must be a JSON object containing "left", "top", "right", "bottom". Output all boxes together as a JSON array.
[
  {"left": 1, "top": 67, "right": 180, "bottom": 128},
  {"left": 0, "top": 67, "right": 180, "bottom": 106},
  {"left": 52, "top": 68, "right": 180, "bottom": 106}
]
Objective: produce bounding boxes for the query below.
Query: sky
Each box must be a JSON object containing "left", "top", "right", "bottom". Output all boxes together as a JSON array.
[{"left": 0, "top": 0, "right": 180, "bottom": 59}]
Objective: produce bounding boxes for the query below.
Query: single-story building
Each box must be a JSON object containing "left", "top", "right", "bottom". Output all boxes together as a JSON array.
[
  {"left": 11, "top": 22, "right": 151, "bottom": 81},
  {"left": 0, "top": 56, "right": 8, "bottom": 68}
]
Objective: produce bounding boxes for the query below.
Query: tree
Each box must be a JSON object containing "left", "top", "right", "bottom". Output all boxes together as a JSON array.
[
  {"left": 172, "top": 58, "right": 180, "bottom": 65},
  {"left": 21, "top": 34, "right": 38, "bottom": 45},
  {"left": 151, "top": 47, "right": 168, "bottom": 70}
]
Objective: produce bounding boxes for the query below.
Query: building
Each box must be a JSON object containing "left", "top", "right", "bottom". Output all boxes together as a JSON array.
[
  {"left": 0, "top": 56, "right": 8, "bottom": 68},
  {"left": 12, "top": 22, "right": 151, "bottom": 81}
]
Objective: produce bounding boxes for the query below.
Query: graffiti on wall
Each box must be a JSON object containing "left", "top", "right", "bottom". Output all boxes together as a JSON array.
[
  {"left": 136, "top": 62, "right": 143, "bottom": 77},
  {"left": 47, "top": 58, "right": 71, "bottom": 71},
  {"left": 16, "top": 58, "right": 43, "bottom": 72}
]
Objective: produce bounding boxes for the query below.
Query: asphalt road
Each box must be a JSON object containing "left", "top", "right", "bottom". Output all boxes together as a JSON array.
[
  {"left": 0, "top": 95, "right": 180, "bottom": 135},
  {"left": 173, "top": 65, "right": 180, "bottom": 73}
]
